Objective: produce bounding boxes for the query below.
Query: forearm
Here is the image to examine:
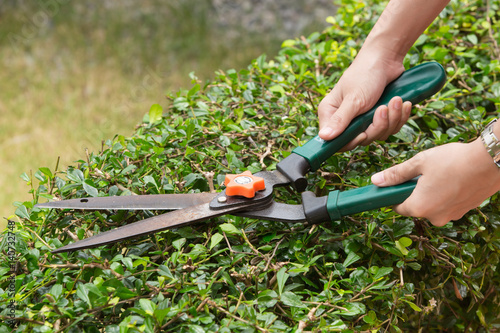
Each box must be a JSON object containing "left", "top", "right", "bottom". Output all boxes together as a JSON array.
[{"left": 360, "top": 0, "right": 450, "bottom": 63}]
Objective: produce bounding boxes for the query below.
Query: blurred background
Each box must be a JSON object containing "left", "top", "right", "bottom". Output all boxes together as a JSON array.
[{"left": 0, "top": 0, "right": 336, "bottom": 220}]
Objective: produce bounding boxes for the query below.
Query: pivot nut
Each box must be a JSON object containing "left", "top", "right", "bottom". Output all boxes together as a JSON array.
[{"left": 224, "top": 171, "right": 265, "bottom": 198}]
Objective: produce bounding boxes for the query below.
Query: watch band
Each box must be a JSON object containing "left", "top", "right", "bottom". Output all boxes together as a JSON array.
[{"left": 480, "top": 119, "right": 500, "bottom": 167}]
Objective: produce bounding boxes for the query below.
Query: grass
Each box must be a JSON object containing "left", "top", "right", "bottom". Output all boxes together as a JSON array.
[{"left": 0, "top": 1, "right": 331, "bottom": 222}]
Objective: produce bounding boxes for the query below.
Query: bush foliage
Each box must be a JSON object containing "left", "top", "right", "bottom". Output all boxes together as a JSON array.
[{"left": 1, "top": 0, "right": 500, "bottom": 331}]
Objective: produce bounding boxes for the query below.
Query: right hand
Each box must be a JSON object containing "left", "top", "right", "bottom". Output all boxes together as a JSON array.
[{"left": 318, "top": 56, "right": 409, "bottom": 150}]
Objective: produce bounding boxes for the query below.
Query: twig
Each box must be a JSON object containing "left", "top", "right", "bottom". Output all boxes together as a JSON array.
[
  {"left": 161, "top": 304, "right": 188, "bottom": 330},
  {"left": 264, "top": 239, "right": 284, "bottom": 271},
  {"left": 42, "top": 263, "right": 124, "bottom": 279},
  {"left": 258, "top": 140, "right": 274, "bottom": 169},
  {"left": 303, "top": 301, "right": 348, "bottom": 312},
  {"left": 0, "top": 315, "right": 45, "bottom": 325},
  {"left": 240, "top": 229, "right": 262, "bottom": 257},
  {"left": 25, "top": 228, "right": 52, "bottom": 249},
  {"left": 206, "top": 299, "right": 268, "bottom": 332},
  {"left": 223, "top": 232, "right": 253, "bottom": 255},
  {"left": 349, "top": 280, "right": 380, "bottom": 303}
]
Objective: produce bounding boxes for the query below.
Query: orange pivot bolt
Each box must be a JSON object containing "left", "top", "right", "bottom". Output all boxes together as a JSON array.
[{"left": 224, "top": 171, "right": 266, "bottom": 198}]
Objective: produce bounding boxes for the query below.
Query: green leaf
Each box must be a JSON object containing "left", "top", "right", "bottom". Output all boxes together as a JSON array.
[
  {"left": 39, "top": 167, "right": 53, "bottom": 178},
  {"left": 280, "top": 291, "right": 306, "bottom": 308},
  {"left": 407, "top": 262, "right": 422, "bottom": 271},
  {"left": 372, "top": 267, "right": 393, "bottom": 280},
  {"left": 116, "top": 287, "right": 137, "bottom": 300},
  {"left": 148, "top": 104, "right": 163, "bottom": 124},
  {"left": 209, "top": 233, "right": 224, "bottom": 250},
  {"left": 343, "top": 251, "right": 361, "bottom": 268},
  {"left": 363, "top": 310, "right": 378, "bottom": 324},
  {"left": 340, "top": 302, "right": 366, "bottom": 316},
  {"left": 76, "top": 284, "right": 92, "bottom": 307},
  {"left": 172, "top": 238, "right": 186, "bottom": 251},
  {"left": 258, "top": 290, "right": 278, "bottom": 308},
  {"left": 277, "top": 267, "right": 289, "bottom": 296},
  {"left": 50, "top": 284, "right": 63, "bottom": 299},
  {"left": 403, "top": 300, "right": 422, "bottom": 312},
  {"left": 398, "top": 237, "right": 412, "bottom": 247},
  {"left": 219, "top": 223, "right": 241, "bottom": 235},
  {"left": 139, "top": 298, "right": 156, "bottom": 315},
  {"left": 269, "top": 84, "right": 286, "bottom": 97},
  {"left": 395, "top": 240, "right": 409, "bottom": 256},
  {"left": 15, "top": 205, "right": 30, "bottom": 219}
]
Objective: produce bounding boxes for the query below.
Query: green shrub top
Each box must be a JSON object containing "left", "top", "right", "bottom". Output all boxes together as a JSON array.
[{"left": 1, "top": 0, "right": 500, "bottom": 332}]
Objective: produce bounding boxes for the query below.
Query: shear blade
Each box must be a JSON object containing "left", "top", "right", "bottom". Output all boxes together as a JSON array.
[
  {"left": 52, "top": 201, "right": 247, "bottom": 253},
  {"left": 236, "top": 202, "right": 306, "bottom": 223},
  {"left": 35, "top": 193, "right": 217, "bottom": 210}
]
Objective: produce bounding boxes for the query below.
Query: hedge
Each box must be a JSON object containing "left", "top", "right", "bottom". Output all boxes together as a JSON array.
[{"left": 1, "top": 0, "right": 500, "bottom": 331}]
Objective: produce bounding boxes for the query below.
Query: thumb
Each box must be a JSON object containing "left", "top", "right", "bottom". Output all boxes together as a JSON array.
[{"left": 371, "top": 154, "right": 423, "bottom": 187}]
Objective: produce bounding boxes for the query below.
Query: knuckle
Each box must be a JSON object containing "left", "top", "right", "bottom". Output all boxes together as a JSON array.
[{"left": 347, "top": 93, "right": 369, "bottom": 111}]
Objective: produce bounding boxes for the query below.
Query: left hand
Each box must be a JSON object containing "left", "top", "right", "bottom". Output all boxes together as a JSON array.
[{"left": 371, "top": 138, "right": 500, "bottom": 226}]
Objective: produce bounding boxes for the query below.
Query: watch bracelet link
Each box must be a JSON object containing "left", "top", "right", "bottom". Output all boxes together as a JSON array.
[{"left": 480, "top": 119, "right": 500, "bottom": 168}]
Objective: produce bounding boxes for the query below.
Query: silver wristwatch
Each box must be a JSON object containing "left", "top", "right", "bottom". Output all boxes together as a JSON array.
[{"left": 480, "top": 119, "right": 500, "bottom": 167}]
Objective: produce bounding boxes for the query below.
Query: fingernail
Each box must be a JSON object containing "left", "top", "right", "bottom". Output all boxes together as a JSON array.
[
  {"left": 371, "top": 172, "right": 385, "bottom": 185},
  {"left": 319, "top": 127, "right": 334, "bottom": 139},
  {"left": 380, "top": 107, "right": 388, "bottom": 119},
  {"left": 393, "top": 97, "right": 402, "bottom": 110}
]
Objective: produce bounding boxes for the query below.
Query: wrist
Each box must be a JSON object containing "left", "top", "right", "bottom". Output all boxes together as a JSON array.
[
  {"left": 469, "top": 135, "right": 500, "bottom": 186},
  {"left": 352, "top": 46, "right": 405, "bottom": 85},
  {"left": 480, "top": 118, "right": 500, "bottom": 167}
]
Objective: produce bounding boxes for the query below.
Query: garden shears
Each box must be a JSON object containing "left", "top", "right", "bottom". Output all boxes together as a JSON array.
[{"left": 36, "top": 62, "right": 446, "bottom": 253}]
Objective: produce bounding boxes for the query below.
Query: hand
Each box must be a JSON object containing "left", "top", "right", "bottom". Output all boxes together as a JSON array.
[
  {"left": 318, "top": 56, "right": 409, "bottom": 150},
  {"left": 371, "top": 139, "right": 500, "bottom": 226}
]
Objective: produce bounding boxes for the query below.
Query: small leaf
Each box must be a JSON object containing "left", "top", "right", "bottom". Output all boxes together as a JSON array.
[
  {"left": 340, "top": 302, "right": 366, "bottom": 316},
  {"left": 343, "top": 251, "right": 361, "bottom": 268},
  {"left": 209, "top": 233, "right": 224, "bottom": 250},
  {"left": 39, "top": 167, "right": 53, "bottom": 178},
  {"left": 277, "top": 267, "right": 289, "bottom": 296},
  {"left": 269, "top": 84, "right": 286, "bottom": 97},
  {"left": 148, "top": 104, "right": 163, "bottom": 124},
  {"left": 172, "top": 238, "right": 186, "bottom": 251},
  {"left": 280, "top": 291, "right": 306, "bottom": 308},
  {"left": 83, "top": 181, "right": 98, "bottom": 197},
  {"left": 258, "top": 289, "right": 278, "bottom": 308},
  {"left": 398, "top": 237, "right": 412, "bottom": 247},
  {"left": 76, "top": 284, "right": 91, "bottom": 307},
  {"left": 403, "top": 300, "right": 422, "bottom": 312},
  {"left": 15, "top": 205, "right": 30, "bottom": 219},
  {"left": 115, "top": 287, "right": 137, "bottom": 300},
  {"left": 372, "top": 267, "right": 393, "bottom": 280},
  {"left": 395, "top": 241, "right": 409, "bottom": 256},
  {"left": 219, "top": 223, "right": 241, "bottom": 235},
  {"left": 139, "top": 298, "right": 156, "bottom": 315}
]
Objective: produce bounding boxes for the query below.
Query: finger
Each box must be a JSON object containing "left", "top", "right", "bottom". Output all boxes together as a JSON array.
[
  {"left": 356, "top": 96, "right": 406, "bottom": 146},
  {"left": 395, "top": 101, "right": 412, "bottom": 132},
  {"left": 371, "top": 152, "right": 424, "bottom": 187},
  {"left": 385, "top": 96, "right": 404, "bottom": 138},
  {"left": 391, "top": 178, "right": 429, "bottom": 220},
  {"left": 356, "top": 105, "right": 389, "bottom": 146},
  {"left": 337, "top": 104, "right": 387, "bottom": 151},
  {"left": 318, "top": 94, "right": 365, "bottom": 141}
]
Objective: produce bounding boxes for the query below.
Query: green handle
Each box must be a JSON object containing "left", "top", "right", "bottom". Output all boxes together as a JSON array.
[
  {"left": 326, "top": 179, "right": 417, "bottom": 221},
  {"left": 293, "top": 62, "right": 446, "bottom": 171}
]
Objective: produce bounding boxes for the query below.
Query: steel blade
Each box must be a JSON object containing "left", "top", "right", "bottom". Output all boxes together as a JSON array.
[
  {"left": 236, "top": 202, "right": 306, "bottom": 223},
  {"left": 35, "top": 193, "right": 217, "bottom": 210},
  {"left": 52, "top": 202, "right": 243, "bottom": 253}
]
